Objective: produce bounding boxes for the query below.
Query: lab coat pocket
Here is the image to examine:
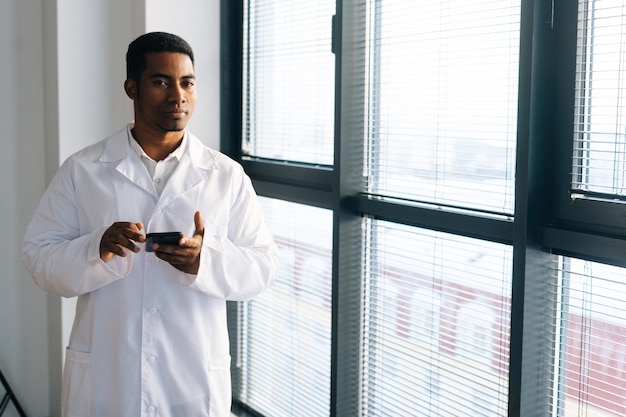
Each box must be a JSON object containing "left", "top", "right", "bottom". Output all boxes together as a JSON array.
[
  {"left": 207, "top": 355, "right": 231, "bottom": 416},
  {"left": 62, "top": 348, "right": 91, "bottom": 417}
]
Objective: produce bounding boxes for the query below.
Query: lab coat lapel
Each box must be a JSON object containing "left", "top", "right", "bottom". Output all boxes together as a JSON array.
[
  {"left": 155, "top": 134, "right": 217, "bottom": 211},
  {"left": 99, "top": 129, "right": 158, "bottom": 197},
  {"left": 156, "top": 154, "right": 203, "bottom": 210}
]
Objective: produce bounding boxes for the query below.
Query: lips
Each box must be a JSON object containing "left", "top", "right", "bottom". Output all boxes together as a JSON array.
[{"left": 165, "top": 109, "right": 187, "bottom": 118}]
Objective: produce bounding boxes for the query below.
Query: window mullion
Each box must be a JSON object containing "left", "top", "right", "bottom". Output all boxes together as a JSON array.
[{"left": 333, "top": 0, "right": 368, "bottom": 415}]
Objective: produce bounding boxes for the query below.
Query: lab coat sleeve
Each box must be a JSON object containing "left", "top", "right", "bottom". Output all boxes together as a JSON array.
[
  {"left": 181, "top": 173, "right": 280, "bottom": 301},
  {"left": 21, "top": 159, "right": 132, "bottom": 298}
]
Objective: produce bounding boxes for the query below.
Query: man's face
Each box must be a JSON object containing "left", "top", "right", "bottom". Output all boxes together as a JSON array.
[{"left": 127, "top": 52, "right": 196, "bottom": 134}]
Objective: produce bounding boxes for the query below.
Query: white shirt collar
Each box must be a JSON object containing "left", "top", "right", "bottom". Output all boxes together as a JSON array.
[{"left": 127, "top": 123, "right": 188, "bottom": 162}]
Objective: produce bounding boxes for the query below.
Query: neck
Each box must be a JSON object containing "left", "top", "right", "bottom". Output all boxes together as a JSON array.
[{"left": 131, "top": 127, "right": 183, "bottom": 161}]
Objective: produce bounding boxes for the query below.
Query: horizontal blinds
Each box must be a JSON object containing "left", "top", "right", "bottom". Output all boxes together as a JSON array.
[
  {"left": 366, "top": 0, "right": 519, "bottom": 214},
  {"left": 234, "top": 198, "right": 332, "bottom": 417},
  {"left": 242, "top": 0, "right": 336, "bottom": 165},
  {"left": 573, "top": 0, "right": 626, "bottom": 197},
  {"left": 361, "top": 219, "right": 512, "bottom": 416},
  {"left": 549, "top": 258, "right": 626, "bottom": 417}
]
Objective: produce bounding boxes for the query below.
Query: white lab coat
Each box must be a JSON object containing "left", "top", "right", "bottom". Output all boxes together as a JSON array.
[{"left": 21, "top": 124, "right": 280, "bottom": 417}]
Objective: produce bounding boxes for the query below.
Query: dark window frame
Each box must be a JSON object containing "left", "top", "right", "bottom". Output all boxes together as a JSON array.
[{"left": 220, "top": 1, "right": 626, "bottom": 416}]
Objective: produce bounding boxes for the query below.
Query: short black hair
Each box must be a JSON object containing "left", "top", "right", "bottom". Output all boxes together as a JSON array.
[{"left": 126, "top": 32, "right": 195, "bottom": 82}]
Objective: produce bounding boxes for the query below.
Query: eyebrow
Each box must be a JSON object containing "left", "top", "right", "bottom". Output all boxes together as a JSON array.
[{"left": 149, "top": 72, "right": 196, "bottom": 80}]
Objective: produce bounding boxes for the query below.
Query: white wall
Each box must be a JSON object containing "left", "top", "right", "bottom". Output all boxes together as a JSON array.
[
  {"left": 0, "top": 2, "right": 49, "bottom": 416},
  {"left": 146, "top": 0, "right": 221, "bottom": 145},
  {"left": 0, "top": 1, "right": 220, "bottom": 415}
]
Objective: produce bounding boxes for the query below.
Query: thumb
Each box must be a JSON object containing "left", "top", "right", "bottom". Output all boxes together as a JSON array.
[{"left": 194, "top": 211, "right": 205, "bottom": 237}]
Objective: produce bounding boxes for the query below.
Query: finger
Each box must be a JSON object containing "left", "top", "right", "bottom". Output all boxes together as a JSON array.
[
  {"left": 114, "top": 235, "right": 141, "bottom": 253},
  {"left": 179, "top": 211, "right": 204, "bottom": 248},
  {"left": 108, "top": 222, "right": 145, "bottom": 243},
  {"left": 100, "top": 221, "right": 145, "bottom": 260},
  {"left": 151, "top": 242, "right": 179, "bottom": 253},
  {"left": 102, "top": 241, "right": 127, "bottom": 257},
  {"left": 108, "top": 227, "right": 142, "bottom": 252},
  {"left": 154, "top": 250, "right": 190, "bottom": 264},
  {"left": 126, "top": 223, "right": 145, "bottom": 243},
  {"left": 194, "top": 211, "right": 204, "bottom": 237},
  {"left": 132, "top": 222, "right": 146, "bottom": 242}
]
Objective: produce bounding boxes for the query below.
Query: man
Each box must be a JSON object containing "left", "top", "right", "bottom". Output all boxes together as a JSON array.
[{"left": 21, "top": 32, "right": 279, "bottom": 417}]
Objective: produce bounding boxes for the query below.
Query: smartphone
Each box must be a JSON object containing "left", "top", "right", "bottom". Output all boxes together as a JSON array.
[{"left": 145, "top": 232, "right": 183, "bottom": 252}]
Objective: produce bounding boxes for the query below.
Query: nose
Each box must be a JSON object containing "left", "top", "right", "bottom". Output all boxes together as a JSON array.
[{"left": 169, "top": 84, "right": 186, "bottom": 104}]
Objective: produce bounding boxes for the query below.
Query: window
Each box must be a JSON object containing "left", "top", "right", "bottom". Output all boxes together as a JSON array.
[
  {"left": 361, "top": 221, "right": 512, "bottom": 416},
  {"left": 242, "top": 0, "right": 336, "bottom": 165},
  {"left": 232, "top": 198, "right": 332, "bottom": 416},
  {"left": 545, "top": 2, "right": 626, "bottom": 416},
  {"left": 367, "top": 0, "right": 519, "bottom": 214},
  {"left": 573, "top": 0, "right": 626, "bottom": 197},
  {"left": 550, "top": 258, "right": 626, "bottom": 417},
  {"left": 222, "top": 0, "right": 626, "bottom": 416},
  {"left": 554, "top": 0, "right": 626, "bottom": 230}
]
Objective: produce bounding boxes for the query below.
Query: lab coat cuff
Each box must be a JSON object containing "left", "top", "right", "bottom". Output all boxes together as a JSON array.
[
  {"left": 102, "top": 253, "right": 133, "bottom": 276},
  {"left": 88, "top": 226, "right": 109, "bottom": 263}
]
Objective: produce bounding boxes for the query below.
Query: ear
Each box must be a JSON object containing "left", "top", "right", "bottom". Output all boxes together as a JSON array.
[{"left": 124, "top": 79, "right": 137, "bottom": 100}]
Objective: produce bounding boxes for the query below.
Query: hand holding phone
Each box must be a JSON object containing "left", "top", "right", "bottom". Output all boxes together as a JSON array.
[{"left": 145, "top": 232, "right": 183, "bottom": 252}]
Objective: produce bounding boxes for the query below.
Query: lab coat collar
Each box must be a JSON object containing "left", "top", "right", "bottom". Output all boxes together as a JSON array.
[
  {"left": 98, "top": 123, "right": 220, "bottom": 202},
  {"left": 99, "top": 124, "right": 218, "bottom": 170}
]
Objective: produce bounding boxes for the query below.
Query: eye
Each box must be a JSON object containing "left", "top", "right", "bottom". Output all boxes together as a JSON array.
[
  {"left": 153, "top": 79, "right": 168, "bottom": 87},
  {"left": 182, "top": 81, "right": 195, "bottom": 88}
]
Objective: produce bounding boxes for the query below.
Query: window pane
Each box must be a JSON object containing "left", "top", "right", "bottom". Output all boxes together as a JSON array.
[
  {"left": 242, "top": 0, "right": 336, "bottom": 165},
  {"left": 361, "top": 220, "right": 512, "bottom": 416},
  {"left": 233, "top": 198, "right": 332, "bottom": 416},
  {"left": 367, "top": 0, "right": 519, "bottom": 214},
  {"left": 551, "top": 258, "right": 626, "bottom": 417},
  {"left": 573, "top": 0, "right": 626, "bottom": 198}
]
